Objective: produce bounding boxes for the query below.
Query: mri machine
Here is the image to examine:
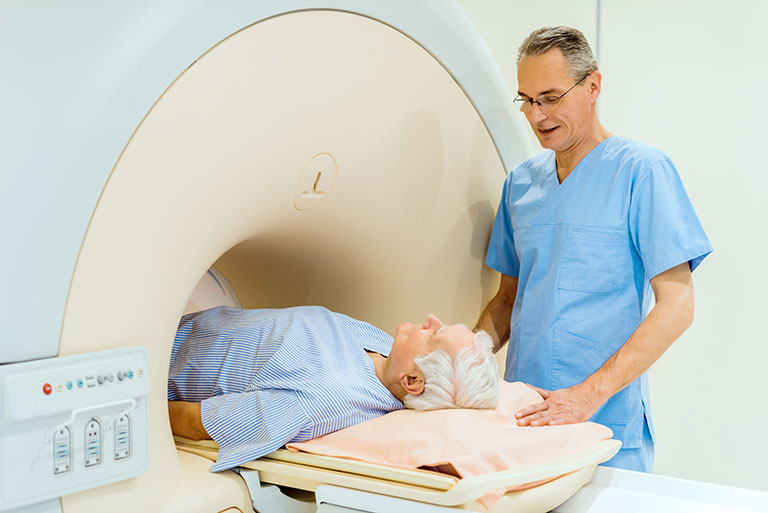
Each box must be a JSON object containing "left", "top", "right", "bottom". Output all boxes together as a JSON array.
[{"left": 2, "top": 1, "right": 768, "bottom": 512}]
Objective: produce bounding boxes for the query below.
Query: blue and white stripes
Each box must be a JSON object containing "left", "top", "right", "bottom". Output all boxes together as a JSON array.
[{"left": 168, "top": 305, "right": 402, "bottom": 472}]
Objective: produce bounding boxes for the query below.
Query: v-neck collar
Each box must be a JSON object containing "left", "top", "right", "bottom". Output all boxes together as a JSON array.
[{"left": 535, "top": 136, "right": 615, "bottom": 225}]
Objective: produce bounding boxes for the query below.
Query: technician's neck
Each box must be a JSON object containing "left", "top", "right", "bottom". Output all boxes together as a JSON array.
[
  {"left": 367, "top": 351, "right": 406, "bottom": 402},
  {"left": 555, "top": 119, "right": 612, "bottom": 183}
]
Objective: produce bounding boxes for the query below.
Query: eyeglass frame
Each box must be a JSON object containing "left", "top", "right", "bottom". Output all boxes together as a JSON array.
[{"left": 513, "top": 72, "right": 592, "bottom": 113}]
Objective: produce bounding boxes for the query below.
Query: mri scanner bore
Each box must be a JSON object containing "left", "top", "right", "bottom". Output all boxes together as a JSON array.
[{"left": 43, "top": 4, "right": 537, "bottom": 510}]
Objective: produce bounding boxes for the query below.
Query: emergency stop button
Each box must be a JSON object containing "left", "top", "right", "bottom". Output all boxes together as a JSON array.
[{"left": 42, "top": 383, "right": 52, "bottom": 395}]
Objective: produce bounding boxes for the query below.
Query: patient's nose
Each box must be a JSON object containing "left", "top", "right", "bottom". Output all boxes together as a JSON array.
[{"left": 424, "top": 314, "right": 444, "bottom": 330}]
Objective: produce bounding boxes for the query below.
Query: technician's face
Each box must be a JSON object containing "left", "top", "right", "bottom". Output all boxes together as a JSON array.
[
  {"left": 517, "top": 49, "right": 596, "bottom": 152},
  {"left": 389, "top": 314, "right": 474, "bottom": 370}
]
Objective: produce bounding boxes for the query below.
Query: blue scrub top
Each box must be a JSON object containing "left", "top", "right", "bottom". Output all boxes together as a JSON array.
[{"left": 485, "top": 136, "right": 712, "bottom": 448}]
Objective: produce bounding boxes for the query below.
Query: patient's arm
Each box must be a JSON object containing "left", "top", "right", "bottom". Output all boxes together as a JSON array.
[{"left": 168, "top": 401, "right": 211, "bottom": 440}]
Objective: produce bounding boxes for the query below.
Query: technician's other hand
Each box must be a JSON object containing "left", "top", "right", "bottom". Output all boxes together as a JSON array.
[{"left": 515, "top": 383, "right": 602, "bottom": 427}]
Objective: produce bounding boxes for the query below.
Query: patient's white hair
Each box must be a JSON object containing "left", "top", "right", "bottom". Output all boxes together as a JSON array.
[{"left": 402, "top": 329, "right": 500, "bottom": 410}]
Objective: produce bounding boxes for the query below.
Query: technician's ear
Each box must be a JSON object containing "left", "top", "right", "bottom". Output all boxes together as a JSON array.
[
  {"left": 399, "top": 371, "right": 425, "bottom": 396},
  {"left": 588, "top": 70, "right": 602, "bottom": 103}
]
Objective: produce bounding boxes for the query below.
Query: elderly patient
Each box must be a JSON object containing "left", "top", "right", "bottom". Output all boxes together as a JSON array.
[{"left": 168, "top": 305, "right": 499, "bottom": 471}]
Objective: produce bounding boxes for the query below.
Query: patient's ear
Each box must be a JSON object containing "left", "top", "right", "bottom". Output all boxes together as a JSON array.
[{"left": 399, "top": 371, "right": 425, "bottom": 396}]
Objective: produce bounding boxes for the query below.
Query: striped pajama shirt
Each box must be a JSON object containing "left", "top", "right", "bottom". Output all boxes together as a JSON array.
[{"left": 168, "top": 305, "right": 402, "bottom": 472}]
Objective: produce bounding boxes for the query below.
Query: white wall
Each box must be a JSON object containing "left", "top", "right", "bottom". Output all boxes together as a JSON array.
[
  {"left": 600, "top": 0, "right": 768, "bottom": 492},
  {"left": 458, "top": 0, "right": 768, "bottom": 493}
]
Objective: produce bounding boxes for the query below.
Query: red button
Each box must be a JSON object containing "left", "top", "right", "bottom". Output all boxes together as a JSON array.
[{"left": 43, "top": 383, "right": 52, "bottom": 395}]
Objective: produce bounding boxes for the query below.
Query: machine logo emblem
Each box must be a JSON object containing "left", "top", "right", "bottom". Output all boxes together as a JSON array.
[{"left": 294, "top": 153, "right": 338, "bottom": 211}]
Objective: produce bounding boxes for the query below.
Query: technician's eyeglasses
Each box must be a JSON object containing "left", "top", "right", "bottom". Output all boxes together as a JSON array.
[{"left": 513, "top": 73, "right": 591, "bottom": 113}]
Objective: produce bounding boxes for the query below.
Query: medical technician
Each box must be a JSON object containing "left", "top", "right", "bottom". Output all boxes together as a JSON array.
[{"left": 474, "top": 26, "right": 712, "bottom": 471}]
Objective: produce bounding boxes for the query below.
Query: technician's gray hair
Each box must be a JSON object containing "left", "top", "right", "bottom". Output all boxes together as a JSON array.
[
  {"left": 402, "top": 330, "right": 500, "bottom": 410},
  {"left": 517, "top": 26, "right": 598, "bottom": 80}
]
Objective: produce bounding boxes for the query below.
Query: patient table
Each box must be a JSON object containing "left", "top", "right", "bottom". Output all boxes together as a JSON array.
[
  {"left": 173, "top": 437, "right": 768, "bottom": 513},
  {"left": 174, "top": 437, "right": 622, "bottom": 512}
]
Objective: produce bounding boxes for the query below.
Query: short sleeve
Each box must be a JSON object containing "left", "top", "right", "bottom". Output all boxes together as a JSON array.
[
  {"left": 629, "top": 158, "right": 713, "bottom": 280},
  {"left": 201, "top": 389, "right": 310, "bottom": 471},
  {"left": 485, "top": 177, "right": 520, "bottom": 277}
]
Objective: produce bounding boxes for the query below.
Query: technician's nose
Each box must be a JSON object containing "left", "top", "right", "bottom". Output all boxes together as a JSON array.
[{"left": 527, "top": 105, "right": 547, "bottom": 125}]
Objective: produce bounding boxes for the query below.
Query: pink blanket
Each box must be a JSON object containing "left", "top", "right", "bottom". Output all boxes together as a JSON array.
[{"left": 287, "top": 381, "right": 613, "bottom": 509}]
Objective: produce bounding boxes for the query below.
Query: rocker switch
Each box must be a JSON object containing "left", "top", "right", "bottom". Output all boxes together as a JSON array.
[
  {"left": 84, "top": 418, "right": 102, "bottom": 467},
  {"left": 114, "top": 413, "right": 131, "bottom": 460},
  {"left": 53, "top": 426, "right": 72, "bottom": 475}
]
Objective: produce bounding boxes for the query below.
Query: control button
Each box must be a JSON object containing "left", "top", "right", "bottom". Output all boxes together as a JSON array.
[
  {"left": 137, "top": 369, "right": 144, "bottom": 378},
  {"left": 106, "top": 373, "right": 114, "bottom": 383},
  {"left": 117, "top": 371, "right": 125, "bottom": 381},
  {"left": 127, "top": 370, "right": 134, "bottom": 379},
  {"left": 55, "top": 383, "right": 63, "bottom": 392},
  {"left": 97, "top": 375, "right": 104, "bottom": 385},
  {"left": 76, "top": 378, "right": 84, "bottom": 388},
  {"left": 66, "top": 381, "right": 73, "bottom": 390},
  {"left": 43, "top": 383, "right": 52, "bottom": 395}
]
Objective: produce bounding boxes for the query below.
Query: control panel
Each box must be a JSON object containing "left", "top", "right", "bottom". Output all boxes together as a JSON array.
[{"left": 0, "top": 347, "right": 150, "bottom": 512}]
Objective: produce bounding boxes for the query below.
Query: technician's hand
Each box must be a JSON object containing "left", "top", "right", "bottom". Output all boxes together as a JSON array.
[{"left": 515, "top": 383, "right": 602, "bottom": 427}]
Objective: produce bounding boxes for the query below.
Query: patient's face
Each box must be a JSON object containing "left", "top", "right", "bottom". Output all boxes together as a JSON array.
[{"left": 389, "top": 314, "right": 474, "bottom": 371}]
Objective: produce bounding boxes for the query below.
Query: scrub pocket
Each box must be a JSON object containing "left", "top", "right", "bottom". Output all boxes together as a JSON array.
[
  {"left": 551, "top": 328, "right": 628, "bottom": 424},
  {"left": 558, "top": 227, "right": 627, "bottom": 294}
]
